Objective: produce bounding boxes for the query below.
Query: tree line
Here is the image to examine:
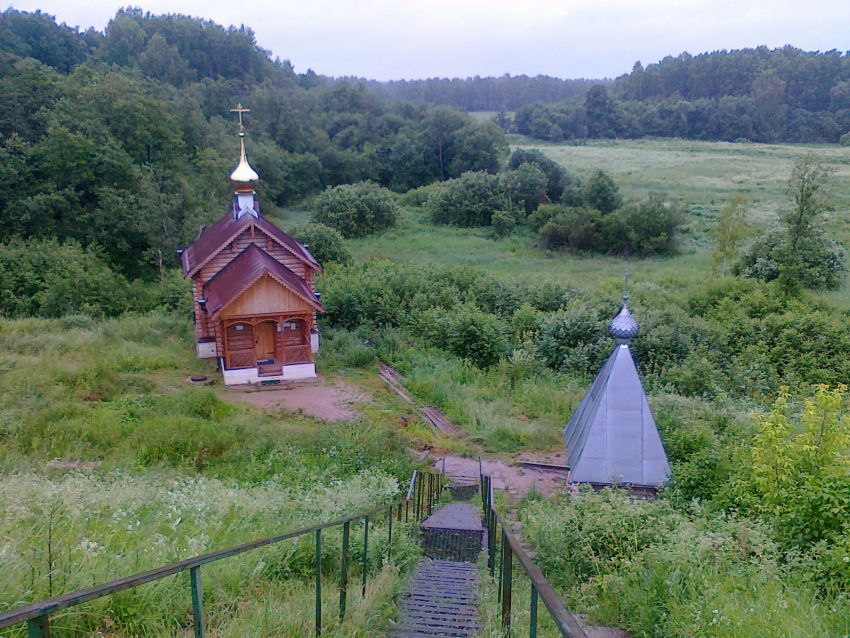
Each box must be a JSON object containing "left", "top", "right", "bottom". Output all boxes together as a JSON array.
[
  {"left": 512, "top": 47, "right": 850, "bottom": 143},
  {"left": 361, "top": 75, "right": 603, "bottom": 111}
]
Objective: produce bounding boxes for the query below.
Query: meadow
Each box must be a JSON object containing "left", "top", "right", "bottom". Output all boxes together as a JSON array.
[{"left": 285, "top": 137, "right": 849, "bottom": 305}]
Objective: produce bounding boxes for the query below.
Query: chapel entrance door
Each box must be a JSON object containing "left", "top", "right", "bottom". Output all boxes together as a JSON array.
[{"left": 254, "top": 321, "right": 276, "bottom": 362}]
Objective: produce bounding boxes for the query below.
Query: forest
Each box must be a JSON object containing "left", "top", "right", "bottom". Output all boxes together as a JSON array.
[
  {"left": 362, "top": 74, "right": 602, "bottom": 111},
  {"left": 513, "top": 48, "right": 850, "bottom": 143},
  {"left": 0, "top": 8, "right": 507, "bottom": 279}
]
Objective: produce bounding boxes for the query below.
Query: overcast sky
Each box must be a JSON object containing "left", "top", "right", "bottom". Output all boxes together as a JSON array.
[{"left": 6, "top": 0, "right": 850, "bottom": 80}]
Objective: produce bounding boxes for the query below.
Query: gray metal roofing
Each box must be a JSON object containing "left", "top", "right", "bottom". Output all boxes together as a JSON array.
[{"left": 563, "top": 344, "right": 670, "bottom": 487}]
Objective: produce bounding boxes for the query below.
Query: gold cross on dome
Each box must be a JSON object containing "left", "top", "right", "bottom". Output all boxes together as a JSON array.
[{"left": 230, "top": 103, "right": 250, "bottom": 131}]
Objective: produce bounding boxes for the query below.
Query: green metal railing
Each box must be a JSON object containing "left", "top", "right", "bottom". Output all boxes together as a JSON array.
[
  {"left": 480, "top": 473, "right": 588, "bottom": 638},
  {"left": 0, "top": 470, "right": 444, "bottom": 637}
]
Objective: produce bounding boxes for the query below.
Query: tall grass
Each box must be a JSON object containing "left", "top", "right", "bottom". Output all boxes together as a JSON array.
[
  {"left": 0, "top": 313, "right": 423, "bottom": 635},
  {"left": 519, "top": 489, "right": 850, "bottom": 637}
]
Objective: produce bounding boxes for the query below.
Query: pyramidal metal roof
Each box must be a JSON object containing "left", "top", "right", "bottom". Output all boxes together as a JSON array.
[{"left": 563, "top": 302, "right": 670, "bottom": 488}]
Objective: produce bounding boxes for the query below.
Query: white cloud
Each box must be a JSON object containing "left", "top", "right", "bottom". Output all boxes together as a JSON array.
[{"left": 5, "top": 0, "right": 850, "bottom": 79}]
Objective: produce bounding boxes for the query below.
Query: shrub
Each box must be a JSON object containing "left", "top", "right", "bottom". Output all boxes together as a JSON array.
[
  {"left": 598, "top": 195, "right": 684, "bottom": 256},
  {"left": 725, "top": 386, "right": 850, "bottom": 549},
  {"left": 311, "top": 181, "right": 399, "bottom": 238},
  {"left": 418, "top": 303, "right": 508, "bottom": 367},
  {"left": 527, "top": 203, "right": 568, "bottom": 232},
  {"left": 579, "top": 169, "right": 622, "bottom": 213},
  {"left": 538, "top": 207, "right": 604, "bottom": 251},
  {"left": 427, "top": 171, "right": 509, "bottom": 227},
  {"left": 735, "top": 230, "right": 847, "bottom": 290},
  {"left": 491, "top": 209, "right": 517, "bottom": 239},
  {"left": 399, "top": 182, "right": 441, "bottom": 207},
  {"left": 536, "top": 195, "right": 683, "bottom": 256},
  {"left": 535, "top": 307, "right": 609, "bottom": 377},
  {"left": 499, "top": 163, "right": 548, "bottom": 214},
  {"left": 507, "top": 148, "right": 576, "bottom": 202},
  {"left": 0, "top": 238, "right": 130, "bottom": 318},
  {"left": 137, "top": 268, "right": 193, "bottom": 316},
  {"left": 289, "top": 222, "right": 352, "bottom": 265}
]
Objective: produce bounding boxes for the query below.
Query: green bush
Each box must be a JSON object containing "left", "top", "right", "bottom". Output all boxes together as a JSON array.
[
  {"left": 427, "top": 171, "right": 509, "bottom": 227},
  {"left": 490, "top": 209, "right": 517, "bottom": 239},
  {"left": 723, "top": 386, "right": 850, "bottom": 549},
  {"left": 418, "top": 303, "right": 508, "bottom": 367},
  {"left": 579, "top": 169, "right": 622, "bottom": 213},
  {"left": 499, "top": 163, "right": 548, "bottom": 214},
  {"left": 735, "top": 230, "right": 847, "bottom": 290},
  {"left": 536, "top": 195, "right": 683, "bottom": 256},
  {"left": 535, "top": 307, "right": 609, "bottom": 377},
  {"left": 0, "top": 238, "right": 131, "bottom": 318},
  {"left": 507, "top": 148, "right": 576, "bottom": 202},
  {"left": 527, "top": 203, "right": 568, "bottom": 232},
  {"left": 598, "top": 195, "right": 684, "bottom": 256},
  {"left": 399, "top": 182, "right": 441, "bottom": 207},
  {"left": 538, "top": 207, "right": 604, "bottom": 251},
  {"left": 289, "top": 222, "right": 352, "bottom": 265},
  {"left": 521, "top": 489, "right": 843, "bottom": 638},
  {"left": 311, "top": 181, "right": 400, "bottom": 238},
  {"left": 124, "top": 268, "right": 193, "bottom": 318}
]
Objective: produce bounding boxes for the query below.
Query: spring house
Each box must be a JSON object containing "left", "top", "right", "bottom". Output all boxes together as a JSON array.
[
  {"left": 563, "top": 290, "right": 671, "bottom": 493},
  {"left": 181, "top": 104, "right": 323, "bottom": 385}
]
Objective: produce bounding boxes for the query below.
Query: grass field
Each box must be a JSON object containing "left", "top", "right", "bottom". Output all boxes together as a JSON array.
[
  {"left": 518, "top": 137, "right": 850, "bottom": 242},
  {"left": 279, "top": 137, "right": 848, "bottom": 306}
]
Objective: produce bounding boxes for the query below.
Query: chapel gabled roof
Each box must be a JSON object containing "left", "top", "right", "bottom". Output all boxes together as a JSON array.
[
  {"left": 181, "top": 213, "right": 321, "bottom": 278},
  {"left": 203, "top": 244, "right": 323, "bottom": 317}
]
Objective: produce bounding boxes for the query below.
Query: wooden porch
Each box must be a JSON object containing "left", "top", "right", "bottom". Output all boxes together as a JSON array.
[{"left": 221, "top": 314, "right": 314, "bottom": 372}]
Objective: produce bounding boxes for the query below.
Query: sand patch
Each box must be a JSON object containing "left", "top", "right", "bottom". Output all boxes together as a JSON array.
[{"left": 225, "top": 378, "right": 369, "bottom": 422}]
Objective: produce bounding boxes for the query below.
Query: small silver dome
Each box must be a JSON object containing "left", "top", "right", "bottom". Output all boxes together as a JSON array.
[{"left": 609, "top": 295, "right": 639, "bottom": 340}]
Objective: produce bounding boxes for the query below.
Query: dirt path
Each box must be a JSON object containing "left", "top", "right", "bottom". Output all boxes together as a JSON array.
[
  {"left": 224, "top": 377, "right": 369, "bottom": 422},
  {"left": 432, "top": 453, "right": 569, "bottom": 498}
]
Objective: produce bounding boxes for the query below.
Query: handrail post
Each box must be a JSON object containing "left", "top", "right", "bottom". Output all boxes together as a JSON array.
[
  {"left": 486, "top": 478, "right": 495, "bottom": 576},
  {"left": 414, "top": 475, "right": 420, "bottom": 520},
  {"left": 27, "top": 616, "right": 50, "bottom": 638},
  {"left": 339, "top": 521, "right": 351, "bottom": 622},
  {"left": 387, "top": 505, "right": 393, "bottom": 562},
  {"left": 190, "top": 566, "right": 204, "bottom": 638},
  {"left": 529, "top": 584, "right": 538, "bottom": 638},
  {"left": 497, "top": 521, "right": 504, "bottom": 600},
  {"left": 315, "top": 529, "right": 322, "bottom": 636},
  {"left": 427, "top": 473, "right": 433, "bottom": 516},
  {"left": 361, "top": 516, "right": 369, "bottom": 597},
  {"left": 339, "top": 521, "right": 350, "bottom": 622},
  {"left": 501, "top": 529, "right": 513, "bottom": 633}
]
